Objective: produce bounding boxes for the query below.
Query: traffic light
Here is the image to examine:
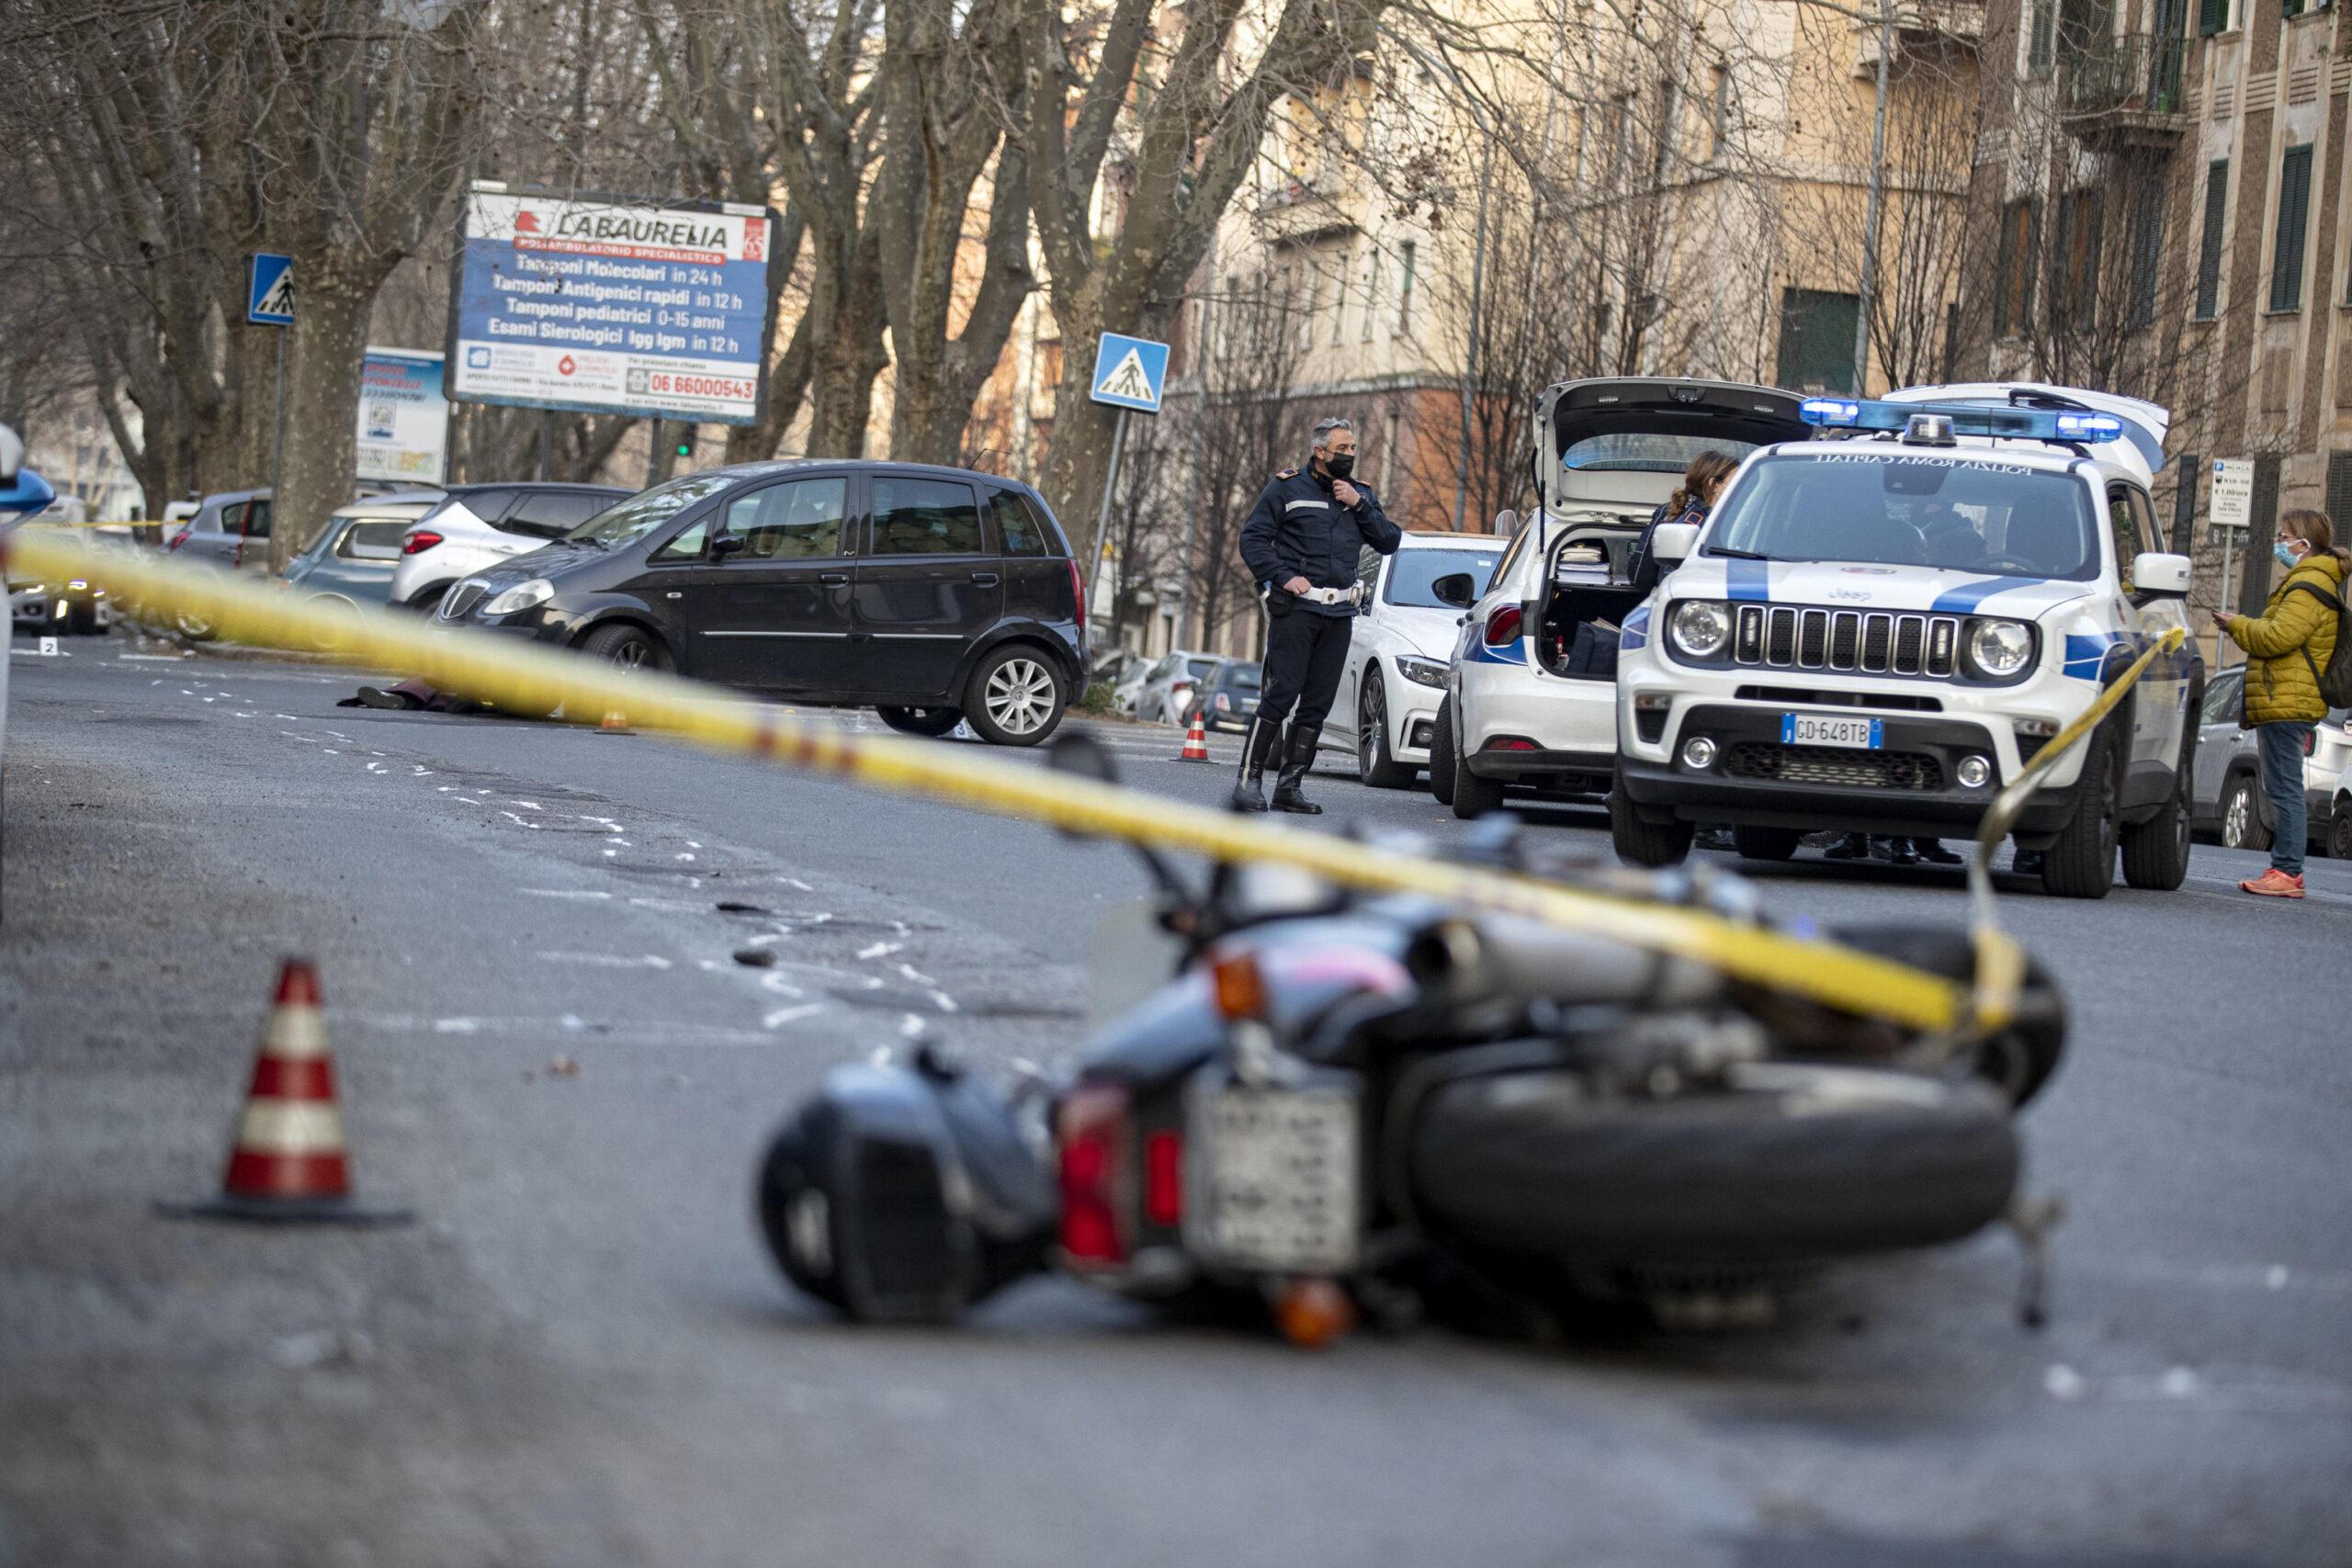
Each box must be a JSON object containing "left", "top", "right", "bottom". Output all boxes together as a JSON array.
[{"left": 675, "top": 429, "right": 695, "bottom": 460}]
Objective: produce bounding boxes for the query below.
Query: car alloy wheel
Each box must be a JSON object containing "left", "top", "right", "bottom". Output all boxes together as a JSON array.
[
  {"left": 983, "top": 656, "right": 1054, "bottom": 737},
  {"left": 2330, "top": 805, "right": 2352, "bottom": 862}
]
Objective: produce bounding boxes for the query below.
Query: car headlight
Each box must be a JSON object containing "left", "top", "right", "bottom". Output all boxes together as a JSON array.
[
  {"left": 1395, "top": 654, "right": 1450, "bottom": 688},
  {"left": 482, "top": 579, "right": 555, "bottom": 616},
  {"left": 1965, "top": 618, "right": 2034, "bottom": 679},
  {"left": 1668, "top": 600, "right": 1732, "bottom": 660}
]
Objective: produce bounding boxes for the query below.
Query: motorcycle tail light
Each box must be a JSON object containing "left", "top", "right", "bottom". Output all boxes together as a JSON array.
[
  {"left": 1056, "top": 1084, "right": 1130, "bottom": 1267},
  {"left": 1210, "top": 951, "right": 1269, "bottom": 1021},
  {"left": 1143, "top": 1129, "right": 1184, "bottom": 1227},
  {"left": 402, "top": 530, "right": 444, "bottom": 556},
  {"left": 1484, "top": 604, "right": 1522, "bottom": 646}
]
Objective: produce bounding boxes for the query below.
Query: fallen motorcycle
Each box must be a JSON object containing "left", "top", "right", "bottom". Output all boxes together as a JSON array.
[{"left": 755, "top": 739, "right": 2064, "bottom": 1338}]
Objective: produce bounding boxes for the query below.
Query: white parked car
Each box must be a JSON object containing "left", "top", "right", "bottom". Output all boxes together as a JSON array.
[
  {"left": 388, "top": 481, "right": 629, "bottom": 611},
  {"left": 1317, "top": 531, "right": 1507, "bottom": 787},
  {"left": 1611, "top": 382, "right": 2200, "bottom": 899},
  {"left": 1428, "top": 378, "right": 1813, "bottom": 819},
  {"left": 1131, "top": 649, "right": 1221, "bottom": 725}
]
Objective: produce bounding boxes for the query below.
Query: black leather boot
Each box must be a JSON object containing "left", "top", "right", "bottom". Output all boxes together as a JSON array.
[
  {"left": 1230, "top": 717, "right": 1279, "bottom": 811},
  {"left": 1271, "top": 724, "right": 1324, "bottom": 814}
]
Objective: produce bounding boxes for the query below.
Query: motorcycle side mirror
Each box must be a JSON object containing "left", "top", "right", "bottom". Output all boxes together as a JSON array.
[
  {"left": 1430, "top": 571, "right": 1476, "bottom": 608},
  {"left": 1046, "top": 729, "right": 1121, "bottom": 788}
]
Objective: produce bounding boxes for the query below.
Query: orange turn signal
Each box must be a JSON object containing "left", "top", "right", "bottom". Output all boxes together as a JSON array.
[{"left": 1210, "top": 951, "right": 1269, "bottom": 1021}]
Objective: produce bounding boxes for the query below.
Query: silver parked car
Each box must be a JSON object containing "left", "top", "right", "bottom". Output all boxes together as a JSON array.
[
  {"left": 2193, "top": 666, "right": 2352, "bottom": 857},
  {"left": 1133, "top": 650, "right": 1223, "bottom": 725}
]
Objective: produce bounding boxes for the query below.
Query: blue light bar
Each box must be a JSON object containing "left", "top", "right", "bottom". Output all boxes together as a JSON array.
[{"left": 1800, "top": 397, "right": 2129, "bottom": 447}]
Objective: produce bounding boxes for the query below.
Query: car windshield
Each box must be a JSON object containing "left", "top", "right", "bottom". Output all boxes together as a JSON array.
[
  {"left": 1562, "top": 433, "right": 1761, "bottom": 474},
  {"left": 1705, "top": 452, "right": 2102, "bottom": 580},
  {"left": 564, "top": 474, "right": 732, "bottom": 548},
  {"left": 1385, "top": 548, "right": 1503, "bottom": 607}
]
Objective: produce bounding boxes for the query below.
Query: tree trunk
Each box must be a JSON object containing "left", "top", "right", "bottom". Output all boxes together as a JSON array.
[
  {"left": 273, "top": 277, "right": 372, "bottom": 570},
  {"left": 805, "top": 248, "right": 888, "bottom": 458}
]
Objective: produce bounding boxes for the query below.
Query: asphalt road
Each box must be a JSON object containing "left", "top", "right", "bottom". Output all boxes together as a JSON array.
[{"left": 2, "top": 636, "right": 2346, "bottom": 1568}]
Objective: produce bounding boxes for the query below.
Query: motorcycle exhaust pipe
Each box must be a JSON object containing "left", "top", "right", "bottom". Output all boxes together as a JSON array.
[{"left": 1401, "top": 912, "right": 1724, "bottom": 1011}]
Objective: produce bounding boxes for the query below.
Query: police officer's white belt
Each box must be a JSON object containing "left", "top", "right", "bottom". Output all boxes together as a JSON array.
[{"left": 1295, "top": 583, "right": 1365, "bottom": 606}]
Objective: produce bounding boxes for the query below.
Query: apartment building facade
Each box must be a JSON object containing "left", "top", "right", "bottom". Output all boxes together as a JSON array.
[{"left": 1963, "top": 0, "right": 2351, "bottom": 643}]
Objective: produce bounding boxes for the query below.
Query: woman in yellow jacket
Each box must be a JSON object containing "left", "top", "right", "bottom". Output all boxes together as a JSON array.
[{"left": 2215, "top": 507, "right": 2349, "bottom": 897}]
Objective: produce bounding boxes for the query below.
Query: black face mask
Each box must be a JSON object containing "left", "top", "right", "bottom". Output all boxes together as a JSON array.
[{"left": 1324, "top": 454, "right": 1356, "bottom": 479}]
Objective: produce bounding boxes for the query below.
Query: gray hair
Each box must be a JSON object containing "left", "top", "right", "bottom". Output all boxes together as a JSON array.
[{"left": 1311, "top": 416, "right": 1354, "bottom": 448}]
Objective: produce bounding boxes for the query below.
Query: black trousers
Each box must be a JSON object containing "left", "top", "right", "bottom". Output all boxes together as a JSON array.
[{"left": 1258, "top": 606, "right": 1353, "bottom": 732}]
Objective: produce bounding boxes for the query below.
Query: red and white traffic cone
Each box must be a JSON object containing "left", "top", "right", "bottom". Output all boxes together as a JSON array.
[
  {"left": 1179, "top": 712, "right": 1212, "bottom": 762},
  {"left": 160, "top": 959, "right": 410, "bottom": 1225}
]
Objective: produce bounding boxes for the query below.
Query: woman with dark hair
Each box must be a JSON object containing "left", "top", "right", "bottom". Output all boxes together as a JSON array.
[
  {"left": 1627, "top": 448, "right": 1739, "bottom": 596},
  {"left": 2215, "top": 507, "right": 2349, "bottom": 898}
]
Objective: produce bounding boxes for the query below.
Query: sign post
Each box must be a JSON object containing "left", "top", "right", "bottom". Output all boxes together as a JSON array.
[
  {"left": 248, "top": 253, "right": 294, "bottom": 531},
  {"left": 2210, "top": 457, "right": 2253, "bottom": 670},
  {"left": 1086, "top": 333, "right": 1170, "bottom": 650}
]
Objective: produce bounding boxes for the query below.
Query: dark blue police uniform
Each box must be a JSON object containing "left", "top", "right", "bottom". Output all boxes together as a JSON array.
[{"left": 1233, "top": 463, "right": 1402, "bottom": 811}]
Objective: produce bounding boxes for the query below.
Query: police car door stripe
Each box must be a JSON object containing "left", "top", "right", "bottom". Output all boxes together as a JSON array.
[
  {"left": 1724, "top": 558, "right": 1770, "bottom": 602},
  {"left": 1930, "top": 575, "right": 2047, "bottom": 615}
]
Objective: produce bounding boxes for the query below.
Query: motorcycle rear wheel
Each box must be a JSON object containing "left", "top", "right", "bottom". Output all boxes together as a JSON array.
[{"left": 1408, "top": 1065, "right": 2017, "bottom": 1270}]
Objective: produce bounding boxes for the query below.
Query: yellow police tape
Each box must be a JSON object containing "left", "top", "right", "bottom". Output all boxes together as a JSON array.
[
  {"left": 6, "top": 525, "right": 2080, "bottom": 1037},
  {"left": 1966, "top": 624, "right": 2190, "bottom": 1021}
]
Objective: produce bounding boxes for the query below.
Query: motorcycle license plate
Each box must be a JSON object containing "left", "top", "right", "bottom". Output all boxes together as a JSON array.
[
  {"left": 1781, "top": 713, "right": 1882, "bottom": 750},
  {"left": 1186, "top": 1084, "right": 1361, "bottom": 1274}
]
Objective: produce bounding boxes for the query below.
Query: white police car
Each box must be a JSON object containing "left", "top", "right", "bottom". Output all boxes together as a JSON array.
[
  {"left": 1610, "top": 383, "right": 2199, "bottom": 899},
  {"left": 1427, "top": 378, "right": 1814, "bottom": 818}
]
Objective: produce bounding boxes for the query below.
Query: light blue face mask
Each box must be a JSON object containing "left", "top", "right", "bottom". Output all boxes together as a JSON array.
[{"left": 2276, "top": 541, "right": 2304, "bottom": 569}]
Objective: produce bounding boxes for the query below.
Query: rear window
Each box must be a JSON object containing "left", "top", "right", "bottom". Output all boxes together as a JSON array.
[
  {"left": 503, "top": 491, "right": 615, "bottom": 538},
  {"left": 1221, "top": 664, "right": 1263, "bottom": 691},
  {"left": 1385, "top": 547, "right": 1504, "bottom": 607},
  {"left": 339, "top": 521, "right": 412, "bottom": 559},
  {"left": 872, "top": 476, "right": 985, "bottom": 555},
  {"left": 1708, "top": 453, "right": 2102, "bottom": 581},
  {"left": 1562, "top": 434, "right": 1760, "bottom": 474},
  {"left": 1183, "top": 658, "right": 1220, "bottom": 682}
]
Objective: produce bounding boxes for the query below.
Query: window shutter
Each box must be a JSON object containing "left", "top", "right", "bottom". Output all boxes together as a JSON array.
[
  {"left": 2271, "top": 144, "right": 2312, "bottom": 312},
  {"left": 2196, "top": 160, "right": 2229, "bottom": 317},
  {"left": 2326, "top": 452, "right": 2352, "bottom": 525},
  {"left": 1996, "top": 203, "right": 2018, "bottom": 333},
  {"left": 2199, "top": 0, "right": 2227, "bottom": 32},
  {"left": 2129, "top": 176, "right": 2166, "bottom": 328}
]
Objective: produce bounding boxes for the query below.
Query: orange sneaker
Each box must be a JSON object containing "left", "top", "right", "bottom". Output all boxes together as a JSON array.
[{"left": 2238, "top": 869, "right": 2306, "bottom": 898}]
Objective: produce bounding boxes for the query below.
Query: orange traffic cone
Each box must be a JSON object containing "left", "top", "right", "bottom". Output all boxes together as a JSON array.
[
  {"left": 596, "top": 706, "right": 632, "bottom": 735},
  {"left": 1179, "top": 712, "right": 1212, "bottom": 762},
  {"left": 160, "top": 959, "right": 410, "bottom": 1225}
]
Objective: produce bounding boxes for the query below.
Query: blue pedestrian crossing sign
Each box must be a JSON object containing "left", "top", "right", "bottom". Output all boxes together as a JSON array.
[
  {"left": 1089, "top": 333, "right": 1169, "bottom": 414},
  {"left": 247, "top": 254, "right": 295, "bottom": 326}
]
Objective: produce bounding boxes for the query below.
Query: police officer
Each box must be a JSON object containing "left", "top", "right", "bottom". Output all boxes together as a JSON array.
[{"left": 1234, "top": 417, "right": 1402, "bottom": 812}]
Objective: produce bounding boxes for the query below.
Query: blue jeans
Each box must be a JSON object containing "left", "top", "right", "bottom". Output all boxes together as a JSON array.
[{"left": 2259, "top": 721, "right": 2313, "bottom": 876}]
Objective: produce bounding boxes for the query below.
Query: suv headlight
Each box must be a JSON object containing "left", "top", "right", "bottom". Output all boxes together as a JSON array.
[
  {"left": 1668, "top": 600, "right": 1732, "bottom": 660},
  {"left": 1964, "top": 618, "right": 2035, "bottom": 680},
  {"left": 482, "top": 579, "right": 554, "bottom": 616},
  {"left": 1395, "top": 654, "right": 1449, "bottom": 688}
]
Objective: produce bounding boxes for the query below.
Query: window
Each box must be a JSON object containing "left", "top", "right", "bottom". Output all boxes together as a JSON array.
[
  {"left": 1385, "top": 547, "right": 1505, "bottom": 607},
  {"left": 1360, "top": 248, "right": 1379, "bottom": 342},
  {"left": 504, "top": 490, "right": 614, "bottom": 539},
  {"left": 2324, "top": 451, "right": 2352, "bottom": 522},
  {"left": 2195, "top": 160, "right": 2230, "bottom": 319},
  {"left": 1711, "top": 455, "right": 2102, "bottom": 581},
  {"left": 871, "top": 475, "right": 984, "bottom": 555},
  {"left": 720, "top": 477, "right": 847, "bottom": 559},
  {"left": 1395, "top": 240, "right": 1418, "bottom": 333},
  {"left": 1301, "top": 267, "right": 1324, "bottom": 350},
  {"left": 2200, "top": 670, "right": 2242, "bottom": 722},
  {"left": 1775, "top": 288, "right": 1860, "bottom": 395},
  {"left": 991, "top": 489, "right": 1050, "bottom": 556},
  {"left": 2051, "top": 189, "right": 2103, "bottom": 332},
  {"left": 1707, "top": 65, "right": 1732, "bottom": 159},
  {"left": 572, "top": 472, "right": 736, "bottom": 549},
  {"left": 339, "top": 521, "right": 411, "bottom": 559},
  {"left": 2127, "top": 175, "right": 2165, "bottom": 328},
  {"left": 2029, "top": 0, "right": 2057, "bottom": 73},
  {"left": 1330, "top": 258, "right": 1349, "bottom": 344},
  {"left": 2197, "top": 0, "right": 2230, "bottom": 32},
  {"left": 2109, "top": 485, "right": 2152, "bottom": 590},
  {"left": 651, "top": 517, "right": 708, "bottom": 561},
  {"left": 446, "top": 488, "right": 518, "bottom": 528},
  {"left": 243, "top": 499, "right": 273, "bottom": 539},
  {"left": 1379, "top": 409, "right": 1400, "bottom": 490},
  {"left": 2270, "top": 144, "right": 2313, "bottom": 312},
  {"left": 1995, "top": 198, "right": 2040, "bottom": 335}
]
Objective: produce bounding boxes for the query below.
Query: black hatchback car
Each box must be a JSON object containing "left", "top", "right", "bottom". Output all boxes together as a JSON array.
[{"left": 438, "top": 460, "right": 1090, "bottom": 745}]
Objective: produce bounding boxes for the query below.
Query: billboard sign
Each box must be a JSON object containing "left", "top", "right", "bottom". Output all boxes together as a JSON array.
[
  {"left": 447, "top": 183, "right": 778, "bottom": 427},
  {"left": 356, "top": 348, "right": 449, "bottom": 485}
]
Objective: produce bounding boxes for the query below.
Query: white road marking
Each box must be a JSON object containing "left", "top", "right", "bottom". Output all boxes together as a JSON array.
[
  {"left": 855, "top": 941, "right": 902, "bottom": 960},
  {"left": 536, "top": 951, "right": 675, "bottom": 970},
  {"left": 763, "top": 1004, "right": 825, "bottom": 1029},
  {"left": 520, "top": 888, "right": 613, "bottom": 900}
]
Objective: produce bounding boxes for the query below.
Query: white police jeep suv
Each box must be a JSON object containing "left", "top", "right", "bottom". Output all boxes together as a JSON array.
[{"left": 1611, "top": 383, "right": 2200, "bottom": 899}]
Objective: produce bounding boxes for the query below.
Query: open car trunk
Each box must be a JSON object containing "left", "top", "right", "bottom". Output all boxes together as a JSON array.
[{"left": 1527, "top": 378, "right": 1811, "bottom": 680}]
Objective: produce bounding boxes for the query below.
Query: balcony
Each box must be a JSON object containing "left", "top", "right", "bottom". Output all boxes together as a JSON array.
[
  {"left": 2060, "top": 33, "right": 2189, "bottom": 142},
  {"left": 1251, "top": 168, "right": 1358, "bottom": 243},
  {"left": 1853, "top": 0, "right": 1985, "bottom": 74}
]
